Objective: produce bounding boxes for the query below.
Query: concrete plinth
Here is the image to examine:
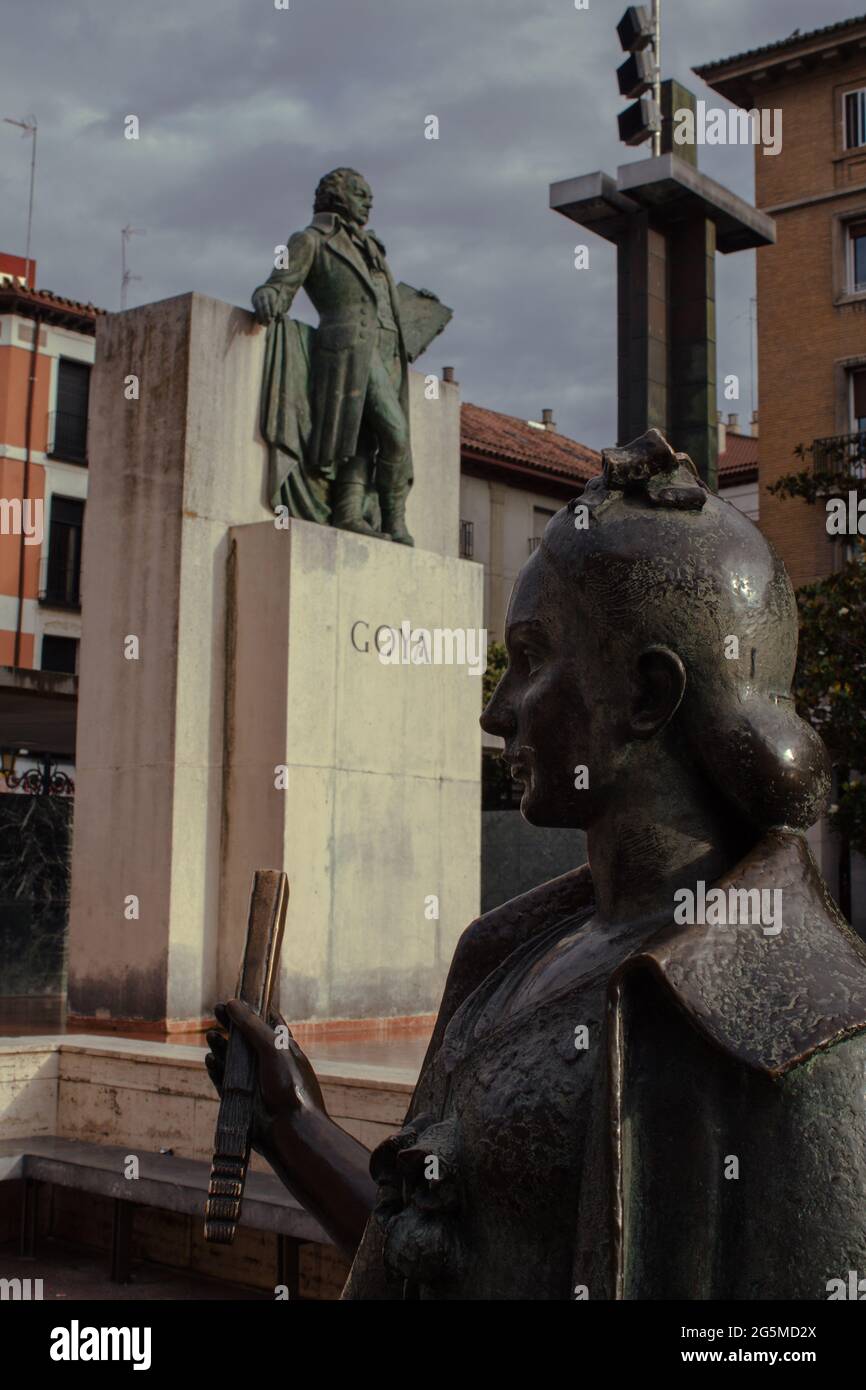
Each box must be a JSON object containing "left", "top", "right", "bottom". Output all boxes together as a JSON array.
[
  {"left": 67, "top": 292, "right": 477, "bottom": 1028},
  {"left": 222, "top": 520, "right": 482, "bottom": 1020}
]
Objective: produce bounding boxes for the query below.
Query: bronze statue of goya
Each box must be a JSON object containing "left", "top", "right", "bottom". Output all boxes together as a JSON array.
[
  {"left": 207, "top": 429, "right": 866, "bottom": 1299},
  {"left": 253, "top": 167, "right": 450, "bottom": 547}
]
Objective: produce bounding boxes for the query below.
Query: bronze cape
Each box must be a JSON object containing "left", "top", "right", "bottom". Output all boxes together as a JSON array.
[{"left": 343, "top": 830, "right": 866, "bottom": 1300}]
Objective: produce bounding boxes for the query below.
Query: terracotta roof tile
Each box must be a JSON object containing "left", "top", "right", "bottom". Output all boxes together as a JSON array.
[
  {"left": 719, "top": 429, "right": 758, "bottom": 483},
  {"left": 0, "top": 282, "right": 105, "bottom": 329},
  {"left": 462, "top": 404, "right": 758, "bottom": 490},
  {"left": 461, "top": 401, "right": 600, "bottom": 484}
]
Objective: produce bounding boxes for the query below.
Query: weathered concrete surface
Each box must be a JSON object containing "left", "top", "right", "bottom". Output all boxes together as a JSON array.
[
  {"left": 68, "top": 294, "right": 272, "bottom": 1026},
  {"left": 222, "top": 520, "right": 482, "bottom": 1020},
  {"left": 0, "top": 1034, "right": 412, "bottom": 1155},
  {"left": 67, "top": 293, "right": 473, "bottom": 1026}
]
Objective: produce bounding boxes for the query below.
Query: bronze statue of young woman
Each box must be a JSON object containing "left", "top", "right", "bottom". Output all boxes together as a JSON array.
[{"left": 206, "top": 429, "right": 866, "bottom": 1300}]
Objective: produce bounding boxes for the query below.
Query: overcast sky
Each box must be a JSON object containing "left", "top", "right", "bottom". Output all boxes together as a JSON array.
[{"left": 2, "top": 0, "right": 862, "bottom": 449}]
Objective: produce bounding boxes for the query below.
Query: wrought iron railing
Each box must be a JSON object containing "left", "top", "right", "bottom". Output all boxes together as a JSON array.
[
  {"left": 1, "top": 756, "right": 74, "bottom": 796},
  {"left": 812, "top": 431, "right": 866, "bottom": 478},
  {"left": 528, "top": 536, "right": 542, "bottom": 555}
]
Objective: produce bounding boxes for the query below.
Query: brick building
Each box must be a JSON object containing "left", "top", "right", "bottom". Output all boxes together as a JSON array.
[{"left": 696, "top": 15, "right": 866, "bottom": 589}]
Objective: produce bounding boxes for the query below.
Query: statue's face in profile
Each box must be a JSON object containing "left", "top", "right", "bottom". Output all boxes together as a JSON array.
[
  {"left": 342, "top": 176, "right": 373, "bottom": 226},
  {"left": 481, "top": 545, "right": 623, "bottom": 830}
]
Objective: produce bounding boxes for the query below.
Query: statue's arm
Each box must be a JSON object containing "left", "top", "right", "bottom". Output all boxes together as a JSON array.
[
  {"left": 252, "top": 229, "right": 317, "bottom": 322},
  {"left": 205, "top": 1001, "right": 376, "bottom": 1260}
]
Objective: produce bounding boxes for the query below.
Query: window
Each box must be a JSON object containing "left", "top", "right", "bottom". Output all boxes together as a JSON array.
[
  {"left": 852, "top": 368, "right": 866, "bottom": 433},
  {"left": 850, "top": 370, "right": 866, "bottom": 480},
  {"left": 528, "top": 506, "right": 556, "bottom": 554},
  {"left": 41, "top": 635, "right": 79, "bottom": 674},
  {"left": 52, "top": 359, "right": 91, "bottom": 463},
  {"left": 459, "top": 519, "right": 474, "bottom": 559},
  {"left": 849, "top": 222, "right": 866, "bottom": 293},
  {"left": 846, "top": 88, "right": 866, "bottom": 150},
  {"left": 44, "top": 496, "right": 84, "bottom": 607}
]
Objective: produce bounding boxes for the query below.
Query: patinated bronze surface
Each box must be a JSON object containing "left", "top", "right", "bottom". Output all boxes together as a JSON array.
[
  {"left": 204, "top": 871, "right": 287, "bottom": 1244},
  {"left": 207, "top": 428, "right": 866, "bottom": 1299},
  {"left": 252, "top": 167, "right": 451, "bottom": 546}
]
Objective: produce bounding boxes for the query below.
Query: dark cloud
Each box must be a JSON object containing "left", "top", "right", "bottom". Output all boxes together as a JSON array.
[{"left": 1, "top": 0, "right": 856, "bottom": 448}]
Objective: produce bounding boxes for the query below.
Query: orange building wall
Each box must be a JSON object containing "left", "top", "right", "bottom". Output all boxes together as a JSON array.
[
  {"left": 0, "top": 336, "right": 52, "bottom": 669},
  {"left": 0, "top": 338, "right": 52, "bottom": 452},
  {"left": 754, "top": 57, "right": 866, "bottom": 589},
  {"left": 0, "top": 630, "right": 34, "bottom": 666},
  {"left": 0, "top": 456, "right": 45, "bottom": 597}
]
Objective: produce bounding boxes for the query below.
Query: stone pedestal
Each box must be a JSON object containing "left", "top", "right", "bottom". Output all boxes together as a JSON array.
[
  {"left": 67, "top": 292, "right": 478, "bottom": 1028},
  {"left": 222, "top": 521, "right": 481, "bottom": 1020}
]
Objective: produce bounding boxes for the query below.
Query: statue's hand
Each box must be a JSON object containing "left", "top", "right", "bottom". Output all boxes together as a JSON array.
[
  {"left": 251, "top": 285, "right": 279, "bottom": 325},
  {"left": 205, "top": 1000, "right": 327, "bottom": 1158}
]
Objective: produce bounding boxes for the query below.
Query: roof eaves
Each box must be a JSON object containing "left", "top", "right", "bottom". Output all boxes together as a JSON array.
[{"left": 694, "top": 14, "right": 866, "bottom": 80}]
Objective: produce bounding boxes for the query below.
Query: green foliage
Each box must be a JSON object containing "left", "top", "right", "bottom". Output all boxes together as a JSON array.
[
  {"left": 793, "top": 542, "right": 866, "bottom": 852},
  {"left": 481, "top": 639, "right": 517, "bottom": 808},
  {"left": 768, "top": 442, "right": 866, "bottom": 855}
]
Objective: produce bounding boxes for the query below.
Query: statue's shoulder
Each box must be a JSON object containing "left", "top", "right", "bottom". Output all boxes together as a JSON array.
[{"left": 622, "top": 830, "right": 866, "bottom": 1076}]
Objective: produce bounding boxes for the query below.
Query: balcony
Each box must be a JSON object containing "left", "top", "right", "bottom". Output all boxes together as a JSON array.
[
  {"left": 812, "top": 431, "right": 866, "bottom": 478},
  {"left": 527, "top": 536, "right": 542, "bottom": 555}
]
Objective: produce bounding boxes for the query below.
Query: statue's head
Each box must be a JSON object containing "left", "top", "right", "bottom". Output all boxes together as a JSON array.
[
  {"left": 314, "top": 168, "right": 373, "bottom": 226},
  {"left": 481, "top": 429, "right": 830, "bottom": 837}
]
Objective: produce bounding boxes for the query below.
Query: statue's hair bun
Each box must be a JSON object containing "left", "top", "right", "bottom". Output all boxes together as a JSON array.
[{"left": 574, "top": 427, "right": 709, "bottom": 517}]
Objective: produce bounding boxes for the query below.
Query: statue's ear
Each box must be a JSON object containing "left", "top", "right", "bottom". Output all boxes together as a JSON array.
[{"left": 629, "top": 646, "right": 686, "bottom": 740}]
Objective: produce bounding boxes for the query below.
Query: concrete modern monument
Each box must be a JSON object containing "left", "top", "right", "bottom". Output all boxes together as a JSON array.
[
  {"left": 254, "top": 167, "right": 451, "bottom": 546},
  {"left": 208, "top": 429, "right": 866, "bottom": 1299}
]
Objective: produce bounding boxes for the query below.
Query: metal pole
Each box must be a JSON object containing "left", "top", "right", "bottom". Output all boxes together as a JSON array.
[
  {"left": 3, "top": 116, "right": 37, "bottom": 287},
  {"left": 652, "top": 0, "right": 661, "bottom": 157},
  {"left": 25, "top": 121, "right": 37, "bottom": 288}
]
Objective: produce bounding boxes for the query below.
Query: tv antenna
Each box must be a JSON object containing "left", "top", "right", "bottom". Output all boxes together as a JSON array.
[{"left": 121, "top": 224, "right": 146, "bottom": 310}]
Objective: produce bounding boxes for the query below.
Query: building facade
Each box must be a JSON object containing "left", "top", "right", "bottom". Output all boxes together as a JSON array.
[
  {"left": 697, "top": 15, "right": 866, "bottom": 589},
  {"left": 460, "top": 398, "right": 759, "bottom": 643},
  {"left": 459, "top": 401, "right": 600, "bottom": 641},
  {"left": 0, "top": 253, "right": 97, "bottom": 797},
  {"left": 0, "top": 252, "right": 98, "bottom": 674},
  {"left": 717, "top": 410, "right": 759, "bottom": 520}
]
